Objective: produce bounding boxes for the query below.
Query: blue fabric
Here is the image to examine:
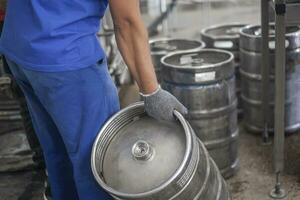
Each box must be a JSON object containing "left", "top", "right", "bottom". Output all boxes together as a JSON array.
[
  {"left": 7, "top": 58, "right": 119, "bottom": 200},
  {"left": 0, "top": 0, "right": 108, "bottom": 72}
]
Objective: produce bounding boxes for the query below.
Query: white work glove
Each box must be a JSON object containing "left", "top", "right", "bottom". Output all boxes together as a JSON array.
[{"left": 141, "top": 85, "right": 188, "bottom": 121}]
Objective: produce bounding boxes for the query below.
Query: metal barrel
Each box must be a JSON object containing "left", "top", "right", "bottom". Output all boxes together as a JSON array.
[
  {"left": 0, "top": 94, "right": 34, "bottom": 172},
  {"left": 92, "top": 102, "right": 231, "bottom": 200},
  {"left": 161, "top": 49, "right": 239, "bottom": 178},
  {"left": 0, "top": 130, "right": 34, "bottom": 172},
  {"left": 201, "top": 23, "right": 247, "bottom": 118},
  {"left": 0, "top": 94, "right": 22, "bottom": 122},
  {"left": 149, "top": 38, "right": 205, "bottom": 82},
  {"left": 240, "top": 25, "right": 300, "bottom": 133}
]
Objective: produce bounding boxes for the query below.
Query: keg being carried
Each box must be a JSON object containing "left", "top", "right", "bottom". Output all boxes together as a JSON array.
[
  {"left": 149, "top": 38, "right": 205, "bottom": 82},
  {"left": 240, "top": 25, "right": 300, "bottom": 133},
  {"left": 201, "top": 23, "right": 247, "bottom": 117},
  {"left": 161, "top": 49, "right": 239, "bottom": 178},
  {"left": 91, "top": 102, "right": 231, "bottom": 200}
]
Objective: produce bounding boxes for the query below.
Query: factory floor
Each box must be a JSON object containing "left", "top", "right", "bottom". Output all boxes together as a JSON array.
[{"left": 1, "top": 84, "right": 300, "bottom": 200}]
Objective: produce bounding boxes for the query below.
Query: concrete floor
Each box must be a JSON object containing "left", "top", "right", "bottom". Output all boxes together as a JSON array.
[{"left": 2, "top": 1, "right": 300, "bottom": 200}]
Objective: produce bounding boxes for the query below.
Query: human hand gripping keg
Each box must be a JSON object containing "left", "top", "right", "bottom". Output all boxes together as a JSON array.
[
  {"left": 91, "top": 102, "right": 232, "bottom": 200},
  {"left": 141, "top": 85, "right": 188, "bottom": 121}
]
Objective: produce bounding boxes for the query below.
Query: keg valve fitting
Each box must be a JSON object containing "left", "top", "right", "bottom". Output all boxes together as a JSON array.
[{"left": 132, "top": 140, "right": 154, "bottom": 161}]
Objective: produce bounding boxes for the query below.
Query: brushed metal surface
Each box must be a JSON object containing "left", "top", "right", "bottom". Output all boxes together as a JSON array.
[
  {"left": 201, "top": 23, "right": 247, "bottom": 117},
  {"left": 161, "top": 49, "right": 239, "bottom": 178},
  {"left": 150, "top": 38, "right": 205, "bottom": 82},
  {"left": 240, "top": 25, "right": 300, "bottom": 133},
  {"left": 91, "top": 102, "right": 231, "bottom": 200}
]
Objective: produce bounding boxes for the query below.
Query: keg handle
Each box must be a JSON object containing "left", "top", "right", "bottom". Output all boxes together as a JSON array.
[
  {"left": 132, "top": 140, "right": 154, "bottom": 161},
  {"left": 153, "top": 42, "right": 177, "bottom": 52},
  {"left": 180, "top": 54, "right": 205, "bottom": 65},
  {"left": 226, "top": 27, "right": 241, "bottom": 35}
]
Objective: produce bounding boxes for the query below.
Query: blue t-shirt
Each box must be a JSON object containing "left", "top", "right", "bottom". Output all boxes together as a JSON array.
[{"left": 0, "top": 0, "right": 108, "bottom": 72}]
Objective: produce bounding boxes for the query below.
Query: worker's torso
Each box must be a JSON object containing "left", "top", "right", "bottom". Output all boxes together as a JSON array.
[{"left": 0, "top": 0, "right": 108, "bottom": 72}]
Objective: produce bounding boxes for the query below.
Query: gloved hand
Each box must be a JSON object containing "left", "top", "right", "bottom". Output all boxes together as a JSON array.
[{"left": 141, "top": 85, "right": 188, "bottom": 121}]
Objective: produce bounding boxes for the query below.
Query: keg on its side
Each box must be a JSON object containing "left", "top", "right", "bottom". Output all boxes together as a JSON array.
[
  {"left": 240, "top": 25, "right": 300, "bottom": 133},
  {"left": 201, "top": 23, "right": 247, "bottom": 117},
  {"left": 149, "top": 38, "right": 205, "bottom": 82},
  {"left": 92, "top": 102, "right": 231, "bottom": 200},
  {"left": 161, "top": 49, "right": 239, "bottom": 178}
]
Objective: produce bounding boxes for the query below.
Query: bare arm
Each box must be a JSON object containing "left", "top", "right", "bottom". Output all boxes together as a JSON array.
[{"left": 108, "top": 0, "right": 158, "bottom": 94}]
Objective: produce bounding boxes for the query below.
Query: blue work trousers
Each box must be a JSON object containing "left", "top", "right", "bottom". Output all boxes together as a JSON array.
[{"left": 7, "top": 59, "right": 119, "bottom": 200}]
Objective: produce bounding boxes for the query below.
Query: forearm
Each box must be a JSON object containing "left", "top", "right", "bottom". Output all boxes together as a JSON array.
[{"left": 113, "top": 16, "right": 158, "bottom": 94}]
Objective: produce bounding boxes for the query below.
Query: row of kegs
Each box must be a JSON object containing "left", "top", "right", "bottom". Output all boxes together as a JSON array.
[
  {"left": 149, "top": 23, "right": 300, "bottom": 180},
  {"left": 90, "top": 23, "right": 300, "bottom": 200}
]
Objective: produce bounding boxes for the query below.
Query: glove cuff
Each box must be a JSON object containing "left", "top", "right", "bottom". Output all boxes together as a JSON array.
[{"left": 140, "top": 85, "right": 161, "bottom": 97}]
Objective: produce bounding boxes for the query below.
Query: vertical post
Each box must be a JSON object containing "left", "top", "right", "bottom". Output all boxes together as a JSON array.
[
  {"left": 274, "top": 0, "right": 286, "bottom": 176},
  {"left": 270, "top": 0, "right": 286, "bottom": 198},
  {"left": 261, "top": 0, "right": 271, "bottom": 144},
  {"left": 160, "top": 0, "right": 169, "bottom": 36}
]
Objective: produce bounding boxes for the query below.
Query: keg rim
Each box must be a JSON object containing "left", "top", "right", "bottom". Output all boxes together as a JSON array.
[
  {"left": 91, "top": 102, "right": 193, "bottom": 198},
  {"left": 240, "top": 24, "right": 300, "bottom": 39},
  {"left": 201, "top": 22, "right": 247, "bottom": 40},
  {"left": 161, "top": 48, "right": 234, "bottom": 70},
  {"left": 149, "top": 38, "right": 206, "bottom": 56}
]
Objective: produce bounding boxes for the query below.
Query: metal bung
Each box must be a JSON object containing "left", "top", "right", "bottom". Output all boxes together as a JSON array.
[
  {"left": 131, "top": 140, "right": 154, "bottom": 161},
  {"left": 91, "top": 102, "right": 231, "bottom": 199}
]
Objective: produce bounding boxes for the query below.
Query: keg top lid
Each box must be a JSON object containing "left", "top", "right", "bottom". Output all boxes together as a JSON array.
[
  {"left": 201, "top": 23, "right": 246, "bottom": 39},
  {"left": 92, "top": 103, "right": 192, "bottom": 197},
  {"left": 240, "top": 24, "right": 300, "bottom": 38},
  {"left": 150, "top": 38, "right": 205, "bottom": 55},
  {"left": 162, "top": 49, "right": 233, "bottom": 70}
]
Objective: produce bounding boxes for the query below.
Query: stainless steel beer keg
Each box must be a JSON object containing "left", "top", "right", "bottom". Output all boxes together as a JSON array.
[
  {"left": 201, "top": 23, "right": 247, "bottom": 117},
  {"left": 150, "top": 38, "right": 205, "bottom": 82},
  {"left": 161, "top": 49, "right": 239, "bottom": 178},
  {"left": 240, "top": 25, "right": 300, "bottom": 133},
  {"left": 0, "top": 94, "right": 21, "bottom": 121},
  {"left": 91, "top": 102, "right": 231, "bottom": 200}
]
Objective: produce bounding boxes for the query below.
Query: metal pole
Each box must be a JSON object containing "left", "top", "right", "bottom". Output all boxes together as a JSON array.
[
  {"left": 160, "top": 0, "right": 169, "bottom": 36},
  {"left": 270, "top": 0, "right": 286, "bottom": 198},
  {"left": 261, "top": 0, "right": 271, "bottom": 144}
]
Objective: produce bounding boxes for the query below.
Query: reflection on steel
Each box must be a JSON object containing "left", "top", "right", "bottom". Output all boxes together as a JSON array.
[
  {"left": 201, "top": 23, "right": 247, "bottom": 118},
  {"left": 150, "top": 38, "right": 205, "bottom": 82},
  {"left": 0, "top": 130, "right": 34, "bottom": 172},
  {"left": 240, "top": 25, "right": 300, "bottom": 133},
  {"left": 92, "top": 102, "right": 231, "bottom": 200},
  {"left": 161, "top": 49, "right": 239, "bottom": 178}
]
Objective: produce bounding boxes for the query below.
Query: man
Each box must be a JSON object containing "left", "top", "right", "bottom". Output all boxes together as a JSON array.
[{"left": 0, "top": 0, "right": 187, "bottom": 200}]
